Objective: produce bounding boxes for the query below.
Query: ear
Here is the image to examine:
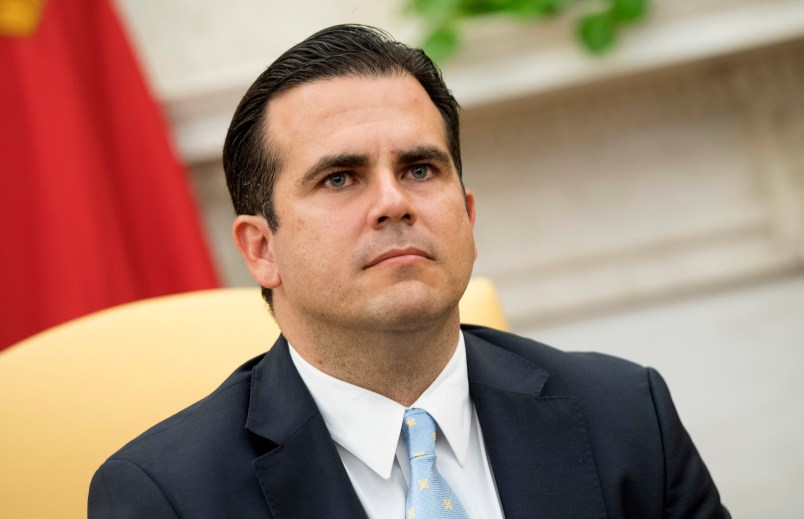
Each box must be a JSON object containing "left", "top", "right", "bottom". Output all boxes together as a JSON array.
[
  {"left": 232, "top": 215, "right": 281, "bottom": 289},
  {"left": 465, "top": 189, "right": 478, "bottom": 260},
  {"left": 465, "top": 189, "right": 476, "bottom": 226}
]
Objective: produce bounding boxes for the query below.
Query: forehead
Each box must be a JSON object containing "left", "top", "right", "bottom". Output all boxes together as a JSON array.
[{"left": 263, "top": 74, "right": 448, "bottom": 172}]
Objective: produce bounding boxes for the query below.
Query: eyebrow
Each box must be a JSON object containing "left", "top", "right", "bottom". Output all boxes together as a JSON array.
[
  {"left": 397, "top": 145, "right": 452, "bottom": 168},
  {"left": 298, "top": 145, "right": 454, "bottom": 187},
  {"left": 300, "top": 153, "right": 368, "bottom": 186}
]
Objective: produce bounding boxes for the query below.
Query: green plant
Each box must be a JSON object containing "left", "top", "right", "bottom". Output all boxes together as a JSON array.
[{"left": 406, "top": 0, "right": 649, "bottom": 62}]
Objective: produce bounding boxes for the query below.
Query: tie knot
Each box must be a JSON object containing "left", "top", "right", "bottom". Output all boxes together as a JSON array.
[{"left": 402, "top": 408, "right": 437, "bottom": 460}]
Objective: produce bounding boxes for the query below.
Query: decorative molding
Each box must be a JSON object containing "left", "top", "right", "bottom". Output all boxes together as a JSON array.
[
  {"left": 731, "top": 51, "right": 804, "bottom": 261},
  {"left": 496, "top": 219, "right": 798, "bottom": 328},
  {"left": 163, "top": 85, "right": 245, "bottom": 165}
]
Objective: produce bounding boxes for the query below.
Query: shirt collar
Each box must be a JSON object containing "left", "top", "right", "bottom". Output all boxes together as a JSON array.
[{"left": 288, "top": 332, "right": 472, "bottom": 479}]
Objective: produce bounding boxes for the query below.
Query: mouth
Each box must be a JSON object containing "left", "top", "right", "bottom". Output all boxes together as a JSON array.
[{"left": 365, "top": 247, "right": 432, "bottom": 269}]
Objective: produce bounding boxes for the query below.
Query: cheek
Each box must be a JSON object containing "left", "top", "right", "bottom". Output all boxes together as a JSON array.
[
  {"left": 444, "top": 200, "right": 477, "bottom": 256},
  {"left": 433, "top": 193, "right": 473, "bottom": 231},
  {"left": 279, "top": 213, "right": 355, "bottom": 272}
]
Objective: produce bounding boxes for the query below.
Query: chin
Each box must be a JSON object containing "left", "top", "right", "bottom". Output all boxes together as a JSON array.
[{"left": 367, "top": 285, "right": 460, "bottom": 330}]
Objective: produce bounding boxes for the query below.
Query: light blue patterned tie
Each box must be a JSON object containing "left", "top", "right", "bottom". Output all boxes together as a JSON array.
[{"left": 402, "top": 408, "right": 469, "bottom": 518}]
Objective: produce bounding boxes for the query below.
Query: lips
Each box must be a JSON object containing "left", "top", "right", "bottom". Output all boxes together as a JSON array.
[{"left": 365, "top": 247, "right": 431, "bottom": 268}]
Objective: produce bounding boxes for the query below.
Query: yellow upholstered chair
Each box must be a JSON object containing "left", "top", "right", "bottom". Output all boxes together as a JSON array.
[{"left": 0, "top": 278, "right": 507, "bottom": 518}]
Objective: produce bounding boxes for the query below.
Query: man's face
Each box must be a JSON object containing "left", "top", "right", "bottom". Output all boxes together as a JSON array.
[{"left": 260, "top": 74, "right": 476, "bottom": 333}]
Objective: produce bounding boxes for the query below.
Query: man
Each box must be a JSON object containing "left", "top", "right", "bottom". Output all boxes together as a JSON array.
[{"left": 89, "top": 25, "right": 729, "bottom": 518}]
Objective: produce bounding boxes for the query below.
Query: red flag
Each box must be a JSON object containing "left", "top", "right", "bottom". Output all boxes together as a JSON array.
[{"left": 0, "top": 0, "right": 220, "bottom": 349}]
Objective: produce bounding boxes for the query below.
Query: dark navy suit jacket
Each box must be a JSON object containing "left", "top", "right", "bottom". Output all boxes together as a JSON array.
[{"left": 89, "top": 326, "right": 729, "bottom": 518}]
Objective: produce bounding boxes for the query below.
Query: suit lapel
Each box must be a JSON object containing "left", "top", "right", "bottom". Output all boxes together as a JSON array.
[
  {"left": 465, "top": 332, "right": 608, "bottom": 519},
  {"left": 246, "top": 337, "right": 366, "bottom": 518}
]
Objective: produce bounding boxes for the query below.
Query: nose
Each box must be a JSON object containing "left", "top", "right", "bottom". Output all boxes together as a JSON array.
[{"left": 368, "top": 171, "right": 417, "bottom": 229}]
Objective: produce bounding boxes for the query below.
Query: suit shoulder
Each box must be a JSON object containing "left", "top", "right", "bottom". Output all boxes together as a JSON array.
[
  {"left": 462, "top": 324, "right": 649, "bottom": 396},
  {"left": 90, "top": 353, "right": 277, "bottom": 517},
  {"left": 463, "top": 325, "right": 644, "bottom": 373}
]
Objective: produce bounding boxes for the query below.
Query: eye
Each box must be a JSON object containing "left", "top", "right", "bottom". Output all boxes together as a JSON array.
[
  {"left": 408, "top": 165, "right": 433, "bottom": 181},
  {"left": 323, "top": 172, "right": 353, "bottom": 190}
]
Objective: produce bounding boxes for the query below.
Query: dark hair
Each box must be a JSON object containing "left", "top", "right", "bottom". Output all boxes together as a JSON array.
[{"left": 222, "top": 24, "right": 462, "bottom": 308}]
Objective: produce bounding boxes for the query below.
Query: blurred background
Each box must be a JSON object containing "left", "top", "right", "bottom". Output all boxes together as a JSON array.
[{"left": 4, "top": 0, "right": 804, "bottom": 516}]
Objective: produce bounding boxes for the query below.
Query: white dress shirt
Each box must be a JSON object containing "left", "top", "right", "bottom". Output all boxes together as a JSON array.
[{"left": 289, "top": 333, "right": 505, "bottom": 518}]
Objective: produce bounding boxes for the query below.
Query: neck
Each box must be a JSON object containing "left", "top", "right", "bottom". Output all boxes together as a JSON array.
[{"left": 278, "top": 309, "right": 461, "bottom": 407}]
